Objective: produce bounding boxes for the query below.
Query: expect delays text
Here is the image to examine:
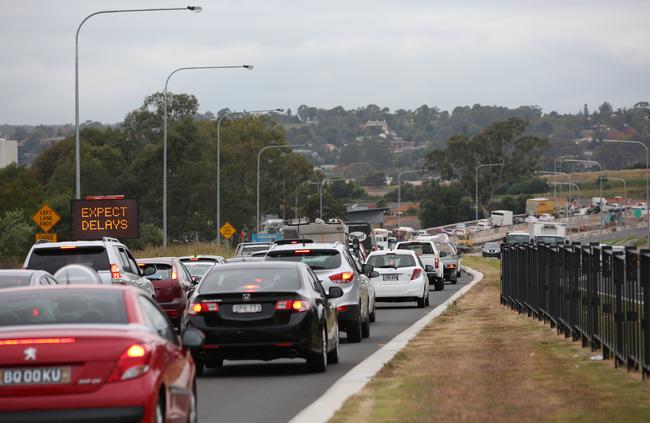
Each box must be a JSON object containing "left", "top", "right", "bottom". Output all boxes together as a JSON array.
[{"left": 80, "top": 206, "right": 129, "bottom": 230}]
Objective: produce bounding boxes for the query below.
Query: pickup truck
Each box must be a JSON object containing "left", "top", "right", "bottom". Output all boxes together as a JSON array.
[
  {"left": 395, "top": 240, "right": 444, "bottom": 291},
  {"left": 429, "top": 235, "right": 461, "bottom": 284}
]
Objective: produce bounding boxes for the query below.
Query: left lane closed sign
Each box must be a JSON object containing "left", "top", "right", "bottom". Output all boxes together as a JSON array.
[{"left": 71, "top": 198, "right": 139, "bottom": 240}]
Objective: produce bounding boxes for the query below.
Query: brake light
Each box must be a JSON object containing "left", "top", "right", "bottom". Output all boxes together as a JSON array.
[
  {"left": 294, "top": 249, "right": 311, "bottom": 254},
  {"left": 171, "top": 266, "right": 178, "bottom": 280},
  {"left": 329, "top": 272, "right": 354, "bottom": 284},
  {"left": 0, "top": 338, "right": 76, "bottom": 346},
  {"left": 336, "top": 305, "right": 349, "bottom": 312},
  {"left": 411, "top": 268, "right": 422, "bottom": 280},
  {"left": 111, "top": 263, "right": 122, "bottom": 280},
  {"left": 435, "top": 257, "right": 439, "bottom": 269},
  {"left": 108, "top": 343, "right": 151, "bottom": 382},
  {"left": 189, "top": 301, "right": 219, "bottom": 315},
  {"left": 274, "top": 299, "right": 309, "bottom": 312},
  {"left": 60, "top": 245, "right": 76, "bottom": 250}
]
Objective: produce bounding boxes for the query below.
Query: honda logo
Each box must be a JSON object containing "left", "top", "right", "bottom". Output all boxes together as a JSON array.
[{"left": 242, "top": 293, "right": 251, "bottom": 301}]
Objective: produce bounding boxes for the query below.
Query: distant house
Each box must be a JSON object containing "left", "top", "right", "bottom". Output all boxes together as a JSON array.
[{"left": 0, "top": 138, "right": 18, "bottom": 168}]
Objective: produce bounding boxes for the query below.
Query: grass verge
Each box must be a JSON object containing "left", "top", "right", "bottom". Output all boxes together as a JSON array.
[{"left": 330, "top": 255, "right": 650, "bottom": 423}]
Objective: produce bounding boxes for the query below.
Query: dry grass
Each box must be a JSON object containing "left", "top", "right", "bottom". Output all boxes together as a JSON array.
[
  {"left": 330, "top": 256, "right": 650, "bottom": 423},
  {"left": 132, "top": 242, "right": 231, "bottom": 259}
]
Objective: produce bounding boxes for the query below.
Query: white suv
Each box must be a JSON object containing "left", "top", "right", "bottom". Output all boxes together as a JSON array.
[{"left": 24, "top": 237, "right": 154, "bottom": 297}]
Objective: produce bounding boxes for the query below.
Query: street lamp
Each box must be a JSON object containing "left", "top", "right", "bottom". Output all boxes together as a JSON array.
[
  {"left": 553, "top": 155, "right": 575, "bottom": 214},
  {"left": 162, "top": 65, "right": 253, "bottom": 247},
  {"left": 475, "top": 163, "right": 503, "bottom": 221},
  {"left": 75, "top": 5, "right": 203, "bottom": 200},
  {"left": 216, "top": 108, "right": 283, "bottom": 244},
  {"left": 562, "top": 159, "right": 604, "bottom": 240},
  {"left": 603, "top": 139, "right": 649, "bottom": 245},
  {"left": 397, "top": 170, "right": 425, "bottom": 227},
  {"left": 257, "top": 144, "right": 310, "bottom": 232}
]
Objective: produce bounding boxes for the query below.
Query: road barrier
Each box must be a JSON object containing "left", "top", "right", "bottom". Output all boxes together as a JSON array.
[{"left": 501, "top": 242, "right": 650, "bottom": 378}]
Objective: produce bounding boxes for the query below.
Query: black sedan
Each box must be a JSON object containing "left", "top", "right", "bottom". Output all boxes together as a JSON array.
[{"left": 183, "top": 261, "right": 342, "bottom": 373}]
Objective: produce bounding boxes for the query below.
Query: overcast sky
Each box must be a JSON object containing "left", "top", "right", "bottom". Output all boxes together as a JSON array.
[{"left": 1, "top": 0, "right": 649, "bottom": 125}]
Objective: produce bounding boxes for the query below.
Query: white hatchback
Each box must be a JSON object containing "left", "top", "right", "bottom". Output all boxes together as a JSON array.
[{"left": 365, "top": 250, "right": 430, "bottom": 308}]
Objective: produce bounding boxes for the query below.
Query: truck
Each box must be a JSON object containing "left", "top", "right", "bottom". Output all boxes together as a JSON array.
[
  {"left": 491, "top": 210, "right": 513, "bottom": 227},
  {"left": 529, "top": 222, "right": 566, "bottom": 245},
  {"left": 525, "top": 198, "right": 555, "bottom": 217},
  {"left": 592, "top": 197, "right": 607, "bottom": 211}
]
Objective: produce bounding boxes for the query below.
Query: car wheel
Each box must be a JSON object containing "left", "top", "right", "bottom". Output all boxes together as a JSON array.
[
  {"left": 435, "top": 279, "right": 444, "bottom": 291},
  {"left": 369, "top": 307, "right": 376, "bottom": 323},
  {"left": 327, "top": 329, "right": 340, "bottom": 364},
  {"left": 425, "top": 292, "right": 430, "bottom": 307},
  {"left": 187, "top": 383, "right": 197, "bottom": 423},
  {"left": 155, "top": 393, "right": 165, "bottom": 423},
  {"left": 307, "top": 326, "right": 327, "bottom": 373},
  {"left": 347, "top": 311, "right": 363, "bottom": 343},
  {"left": 450, "top": 273, "right": 458, "bottom": 285},
  {"left": 361, "top": 314, "right": 370, "bottom": 339},
  {"left": 416, "top": 293, "right": 426, "bottom": 308},
  {"left": 194, "top": 357, "right": 204, "bottom": 376},
  {"left": 456, "top": 270, "right": 461, "bottom": 278}
]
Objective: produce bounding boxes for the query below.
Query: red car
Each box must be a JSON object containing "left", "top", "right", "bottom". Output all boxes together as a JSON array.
[
  {"left": 137, "top": 258, "right": 196, "bottom": 327},
  {"left": 0, "top": 285, "right": 203, "bottom": 423}
]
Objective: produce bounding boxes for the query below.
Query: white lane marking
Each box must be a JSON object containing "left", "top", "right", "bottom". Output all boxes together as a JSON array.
[{"left": 289, "top": 267, "right": 484, "bottom": 423}]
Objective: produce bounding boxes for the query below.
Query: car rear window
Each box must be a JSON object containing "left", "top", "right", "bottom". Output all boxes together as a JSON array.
[
  {"left": 200, "top": 267, "right": 302, "bottom": 293},
  {"left": 0, "top": 274, "right": 33, "bottom": 288},
  {"left": 0, "top": 289, "right": 128, "bottom": 326},
  {"left": 434, "top": 242, "right": 455, "bottom": 255},
  {"left": 397, "top": 242, "right": 434, "bottom": 254},
  {"left": 27, "top": 246, "right": 110, "bottom": 274},
  {"left": 183, "top": 262, "right": 214, "bottom": 278},
  {"left": 367, "top": 254, "right": 416, "bottom": 269},
  {"left": 265, "top": 249, "right": 342, "bottom": 270},
  {"left": 142, "top": 263, "right": 172, "bottom": 280}
]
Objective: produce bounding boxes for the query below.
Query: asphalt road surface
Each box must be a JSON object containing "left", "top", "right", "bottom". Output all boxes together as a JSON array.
[
  {"left": 576, "top": 226, "right": 649, "bottom": 244},
  {"left": 197, "top": 271, "right": 474, "bottom": 423}
]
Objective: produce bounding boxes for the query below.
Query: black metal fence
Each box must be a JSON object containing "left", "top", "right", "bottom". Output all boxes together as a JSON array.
[{"left": 500, "top": 242, "right": 650, "bottom": 378}]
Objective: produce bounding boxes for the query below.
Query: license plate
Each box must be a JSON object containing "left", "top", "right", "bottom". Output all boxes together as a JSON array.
[
  {"left": 0, "top": 367, "right": 71, "bottom": 386},
  {"left": 383, "top": 274, "right": 399, "bottom": 281},
  {"left": 232, "top": 304, "right": 262, "bottom": 314}
]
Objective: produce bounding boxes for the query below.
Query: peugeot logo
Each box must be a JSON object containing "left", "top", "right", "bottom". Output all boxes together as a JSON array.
[
  {"left": 242, "top": 293, "right": 251, "bottom": 301},
  {"left": 24, "top": 347, "right": 37, "bottom": 361}
]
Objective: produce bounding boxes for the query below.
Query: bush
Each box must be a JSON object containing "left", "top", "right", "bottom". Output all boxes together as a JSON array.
[{"left": 0, "top": 210, "right": 35, "bottom": 263}]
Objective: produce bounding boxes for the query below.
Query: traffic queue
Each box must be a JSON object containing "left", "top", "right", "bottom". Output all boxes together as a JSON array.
[{"left": 0, "top": 218, "right": 462, "bottom": 422}]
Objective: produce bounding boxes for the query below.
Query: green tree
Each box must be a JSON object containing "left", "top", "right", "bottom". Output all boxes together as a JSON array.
[
  {"left": 0, "top": 210, "right": 34, "bottom": 261},
  {"left": 419, "top": 183, "right": 474, "bottom": 227}
]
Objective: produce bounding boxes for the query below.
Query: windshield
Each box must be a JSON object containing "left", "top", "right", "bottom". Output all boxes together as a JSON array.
[
  {"left": 0, "top": 274, "right": 33, "bottom": 288},
  {"left": 506, "top": 234, "right": 530, "bottom": 244},
  {"left": 434, "top": 242, "right": 455, "bottom": 255},
  {"left": 367, "top": 254, "right": 416, "bottom": 269},
  {"left": 266, "top": 249, "right": 342, "bottom": 270},
  {"left": 183, "top": 262, "right": 214, "bottom": 278},
  {"left": 397, "top": 242, "right": 434, "bottom": 254},
  {"left": 27, "top": 246, "right": 110, "bottom": 274},
  {"left": 200, "top": 267, "right": 302, "bottom": 293},
  {"left": 0, "top": 289, "right": 127, "bottom": 326}
]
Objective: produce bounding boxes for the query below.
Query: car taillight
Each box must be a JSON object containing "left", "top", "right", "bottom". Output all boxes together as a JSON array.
[
  {"left": 0, "top": 338, "right": 76, "bottom": 346},
  {"left": 171, "top": 266, "right": 178, "bottom": 281},
  {"left": 329, "top": 272, "right": 354, "bottom": 284},
  {"left": 275, "top": 299, "right": 309, "bottom": 312},
  {"left": 189, "top": 301, "right": 219, "bottom": 314},
  {"left": 336, "top": 305, "right": 349, "bottom": 312},
  {"left": 111, "top": 263, "right": 122, "bottom": 280},
  {"left": 108, "top": 343, "right": 151, "bottom": 382},
  {"left": 435, "top": 257, "right": 439, "bottom": 269},
  {"left": 411, "top": 268, "right": 422, "bottom": 280}
]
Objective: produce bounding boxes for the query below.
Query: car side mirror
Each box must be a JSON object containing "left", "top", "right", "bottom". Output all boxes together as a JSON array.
[
  {"left": 142, "top": 265, "right": 156, "bottom": 276},
  {"left": 361, "top": 263, "right": 374, "bottom": 275},
  {"left": 425, "top": 264, "right": 435, "bottom": 272},
  {"left": 181, "top": 327, "right": 205, "bottom": 348},
  {"left": 191, "top": 275, "right": 201, "bottom": 285},
  {"left": 369, "top": 271, "right": 380, "bottom": 278},
  {"left": 328, "top": 286, "right": 344, "bottom": 299}
]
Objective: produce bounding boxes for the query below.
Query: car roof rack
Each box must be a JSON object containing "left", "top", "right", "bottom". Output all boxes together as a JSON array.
[{"left": 273, "top": 239, "right": 314, "bottom": 245}]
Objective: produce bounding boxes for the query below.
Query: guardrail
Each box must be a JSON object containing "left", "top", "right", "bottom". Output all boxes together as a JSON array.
[{"left": 501, "top": 242, "right": 650, "bottom": 378}]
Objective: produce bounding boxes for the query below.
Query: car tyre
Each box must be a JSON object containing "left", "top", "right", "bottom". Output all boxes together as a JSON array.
[
  {"left": 435, "top": 279, "right": 444, "bottom": 291},
  {"left": 155, "top": 393, "right": 165, "bottom": 423},
  {"left": 361, "top": 314, "right": 370, "bottom": 339},
  {"left": 307, "top": 327, "right": 328, "bottom": 373},
  {"left": 369, "top": 307, "right": 376, "bottom": 323},
  {"left": 425, "top": 292, "right": 430, "bottom": 307},
  {"left": 456, "top": 270, "right": 461, "bottom": 278},
  {"left": 327, "top": 329, "right": 340, "bottom": 364},
  {"left": 194, "top": 357, "right": 204, "bottom": 376},
  {"left": 347, "top": 313, "right": 363, "bottom": 343}
]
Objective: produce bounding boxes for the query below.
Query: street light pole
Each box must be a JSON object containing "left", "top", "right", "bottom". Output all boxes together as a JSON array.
[
  {"left": 256, "top": 144, "right": 307, "bottom": 232},
  {"left": 553, "top": 155, "right": 575, "bottom": 215},
  {"left": 397, "top": 170, "right": 424, "bottom": 227},
  {"left": 75, "top": 5, "right": 203, "bottom": 200},
  {"left": 216, "top": 108, "right": 282, "bottom": 245},
  {"left": 604, "top": 139, "right": 649, "bottom": 245},
  {"left": 162, "top": 65, "right": 252, "bottom": 247},
  {"left": 562, "top": 159, "right": 603, "bottom": 240},
  {"left": 475, "top": 163, "right": 503, "bottom": 221}
]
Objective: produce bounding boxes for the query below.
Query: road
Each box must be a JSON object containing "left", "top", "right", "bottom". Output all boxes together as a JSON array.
[
  {"left": 197, "top": 271, "right": 474, "bottom": 422},
  {"left": 574, "top": 225, "right": 649, "bottom": 244}
]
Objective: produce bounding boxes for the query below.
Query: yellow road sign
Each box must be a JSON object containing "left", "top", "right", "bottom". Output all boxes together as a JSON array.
[
  {"left": 220, "top": 222, "right": 236, "bottom": 239},
  {"left": 32, "top": 204, "right": 61, "bottom": 232},
  {"left": 35, "top": 233, "right": 58, "bottom": 243}
]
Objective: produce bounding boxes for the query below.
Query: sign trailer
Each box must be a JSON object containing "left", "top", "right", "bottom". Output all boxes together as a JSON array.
[{"left": 71, "top": 196, "right": 139, "bottom": 240}]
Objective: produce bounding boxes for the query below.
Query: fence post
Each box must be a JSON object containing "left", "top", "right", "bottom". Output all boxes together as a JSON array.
[
  {"left": 590, "top": 242, "right": 601, "bottom": 351},
  {"left": 640, "top": 249, "right": 650, "bottom": 379},
  {"left": 613, "top": 251, "right": 625, "bottom": 368}
]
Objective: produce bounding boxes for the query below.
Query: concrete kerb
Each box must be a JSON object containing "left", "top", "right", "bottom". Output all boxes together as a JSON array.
[{"left": 289, "top": 266, "right": 485, "bottom": 423}]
